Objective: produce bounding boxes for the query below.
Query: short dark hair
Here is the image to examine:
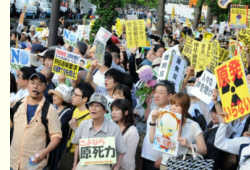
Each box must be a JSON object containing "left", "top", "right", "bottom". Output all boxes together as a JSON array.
[
  {"left": 76, "top": 81, "right": 94, "bottom": 102},
  {"left": 113, "top": 84, "right": 132, "bottom": 104},
  {"left": 153, "top": 44, "right": 164, "bottom": 52},
  {"left": 104, "top": 68, "right": 123, "bottom": 84},
  {"left": 155, "top": 80, "right": 175, "bottom": 95},
  {"left": 104, "top": 52, "right": 113, "bottom": 68},
  {"left": 20, "top": 66, "right": 36, "bottom": 80},
  {"left": 44, "top": 49, "right": 55, "bottom": 60}
]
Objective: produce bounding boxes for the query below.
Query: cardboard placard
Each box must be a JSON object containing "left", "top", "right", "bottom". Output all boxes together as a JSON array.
[
  {"left": 153, "top": 110, "right": 181, "bottom": 156},
  {"left": 77, "top": 25, "right": 91, "bottom": 41},
  {"left": 79, "top": 137, "right": 116, "bottom": 165},
  {"left": 215, "top": 56, "right": 250, "bottom": 123},
  {"left": 190, "top": 70, "right": 217, "bottom": 104},
  {"left": 10, "top": 48, "right": 30, "bottom": 66},
  {"left": 63, "top": 29, "right": 78, "bottom": 47},
  {"left": 94, "top": 27, "right": 112, "bottom": 43},
  {"left": 52, "top": 48, "right": 80, "bottom": 80}
]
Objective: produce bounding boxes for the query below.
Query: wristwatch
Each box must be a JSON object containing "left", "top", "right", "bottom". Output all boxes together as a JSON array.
[{"left": 149, "top": 122, "right": 156, "bottom": 126}]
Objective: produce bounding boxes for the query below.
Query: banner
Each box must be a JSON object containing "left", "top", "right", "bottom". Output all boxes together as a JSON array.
[
  {"left": 190, "top": 70, "right": 217, "bottom": 104},
  {"left": 63, "top": 29, "right": 78, "bottom": 47},
  {"left": 10, "top": 48, "right": 30, "bottom": 66},
  {"left": 158, "top": 45, "right": 188, "bottom": 92},
  {"left": 215, "top": 56, "right": 250, "bottom": 123},
  {"left": 218, "top": 0, "right": 232, "bottom": 9},
  {"left": 52, "top": 48, "right": 80, "bottom": 80},
  {"left": 229, "top": 5, "right": 248, "bottom": 29},
  {"left": 125, "top": 20, "right": 147, "bottom": 49},
  {"left": 153, "top": 110, "right": 181, "bottom": 156},
  {"left": 77, "top": 25, "right": 90, "bottom": 41},
  {"left": 79, "top": 137, "right": 116, "bottom": 165}
]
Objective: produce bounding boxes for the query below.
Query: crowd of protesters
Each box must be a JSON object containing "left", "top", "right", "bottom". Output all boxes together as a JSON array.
[{"left": 10, "top": 5, "right": 250, "bottom": 170}]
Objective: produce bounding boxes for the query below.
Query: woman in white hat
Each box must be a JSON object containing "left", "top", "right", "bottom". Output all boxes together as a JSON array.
[{"left": 48, "top": 84, "right": 73, "bottom": 170}]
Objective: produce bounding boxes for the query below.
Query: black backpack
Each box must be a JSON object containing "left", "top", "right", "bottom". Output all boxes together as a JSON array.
[
  {"left": 10, "top": 98, "right": 51, "bottom": 145},
  {"left": 192, "top": 109, "right": 207, "bottom": 131}
]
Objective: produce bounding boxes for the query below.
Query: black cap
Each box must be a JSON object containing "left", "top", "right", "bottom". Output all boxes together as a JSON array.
[{"left": 29, "top": 73, "right": 47, "bottom": 84}]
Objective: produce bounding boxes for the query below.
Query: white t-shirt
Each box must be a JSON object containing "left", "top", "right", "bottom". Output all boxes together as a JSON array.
[
  {"left": 161, "top": 118, "right": 202, "bottom": 165},
  {"left": 93, "top": 70, "right": 105, "bottom": 88},
  {"left": 11, "top": 89, "right": 29, "bottom": 104}
]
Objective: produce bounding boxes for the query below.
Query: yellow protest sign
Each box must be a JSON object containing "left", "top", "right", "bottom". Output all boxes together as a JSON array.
[
  {"left": 171, "top": 7, "right": 175, "bottom": 19},
  {"left": 35, "top": 27, "right": 44, "bottom": 32},
  {"left": 215, "top": 56, "right": 250, "bottom": 123},
  {"left": 125, "top": 20, "right": 147, "bottom": 49},
  {"left": 208, "top": 40, "right": 221, "bottom": 73},
  {"left": 229, "top": 5, "right": 248, "bottom": 29},
  {"left": 52, "top": 48, "right": 80, "bottom": 80},
  {"left": 203, "top": 32, "right": 214, "bottom": 41},
  {"left": 190, "top": 40, "right": 200, "bottom": 68},
  {"left": 185, "top": 18, "right": 191, "bottom": 28},
  {"left": 196, "top": 41, "right": 208, "bottom": 71},
  {"left": 79, "top": 137, "right": 116, "bottom": 165},
  {"left": 115, "top": 19, "right": 123, "bottom": 37},
  {"left": 182, "top": 36, "right": 193, "bottom": 59},
  {"left": 229, "top": 40, "right": 247, "bottom": 67}
]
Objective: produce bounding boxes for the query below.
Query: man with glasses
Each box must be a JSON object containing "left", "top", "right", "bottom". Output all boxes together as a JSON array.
[
  {"left": 141, "top": 80, "right": 175, "bottom": 170},
  {"left": 59, "top": 81, "right": 95, "bottom": 170}
]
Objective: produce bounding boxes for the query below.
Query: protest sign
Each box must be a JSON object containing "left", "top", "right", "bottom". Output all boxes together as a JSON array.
[
  {"left": 190, "top": 70, "right": 217, "bottom": 104},
  {"left": 125, "top": 20, "right": 147, "bottom": 49},
  {"left": 52, "top": 48, "right": 80, "bottom": 80},
  {"left": 229, "top": 40, "right": 247, "bottom": 67},
  {"left": 94, "top": 27, "right": 112, "bottom": 43},
  {"left": 190, "top": 40, "right": 200, "bottom": 68},
  {"left": 182, "top": 36, "right": 193, "bottom": 58},
  {"left": 153, "top": 110, "right": 181, "bottom": 156},
  {"left": 196, "top": 41, "right": 208, "bottom": 71},
  {"left": 158, "top": 45, "right": 188, "bottom": 92},
  {"left": 171, "top": 6, "right": 175, "bottom": 19},
  {"left": 93, "top": 40, "right": 106, "bottom": 65},
  {"left": 77, "top": 25, "right": 90, "bottom": 41},
  {"left": 127, "top": 15, "right": 138, "bottom": 20},
  {"left": 115, "top": 19, "right": 124, "bottom": 37},
  {"left": 10, "top": 48, "right": 30, "bottom": 66},
  {"left": 229, "top": 5, "right": 248, "bottom": 29},
  {"left": 35, "top": 27, "right": 44, "bottom": 32},
  {"left": 219, "top": 22, "right": 226, "bottom": 35},
  {"left": 79, "top": 137, "right": 116, "bottom": 165},
  {"left": 217, "top": 0, "right": 232, "bottom": 9},
  {"left": 63, "top": 29, "right": 78, "bottom": 47},
  {"left": 207, "top": 41, "right": 221, "bottom": 73},
  {"left": 215, "top": 56, "right": 250, "bottom": 123}
]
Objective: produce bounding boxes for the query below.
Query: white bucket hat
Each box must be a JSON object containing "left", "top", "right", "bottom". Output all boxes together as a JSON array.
[{"left": 49, "top": 84, "right": 72, "bottom": 103}]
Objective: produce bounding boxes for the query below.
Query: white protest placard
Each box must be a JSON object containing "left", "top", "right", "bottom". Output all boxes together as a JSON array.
[
  {"left": 153, "top": 109, "right": 181, "bottom": 156},
  {"left": 63, "top": 29, "right": 78, "bottom": 47},
  {"left": 10, "top": 48, "right": 30, "bottom": 66},
  {"left": 79, "top": 137, "right": 116, "bottom": 165},
  {"left": 158, "top": 45, "right": 188, "bottom": 92},
  {"left": 190, "top": 70, "right": 217, "bottom": 105},
  {"left": 93, "top": 40, "right": 106, "bottom": 65},
  {"left": 77, "top": 25, "right": 91, "bottom": 41},
  {"left": 94, "top": 27, "right": 112, "bottom": 43},
  {"left": 52, "top": 48, "right": 81, "bottom": 80}
]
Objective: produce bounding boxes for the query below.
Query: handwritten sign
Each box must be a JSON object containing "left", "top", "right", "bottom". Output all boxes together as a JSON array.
[
  {"left": 215, "top": 56, "right": 250, "bottom": 123},
  {"left": 52, "top": 48, "right": 80, "bottom": 80},
  {"left": 93, "top": 40, "right": 106, "bottom": 65},
  {"left": 63, "top": 29, "right": 78, "bottom": 47},
  {"left": 10, "top": 48, "right": 30, "bottom": 66},
  {"left": 153, "top": 110, "right": 181, "bottom": 156},
  {"left": 125, "top": 20, "right": 147, "bottom": 49},
  {"left": 79, "top": 137, "right": 116, "bottom": 165},
  {"left": 158, "top": 45, "right": 188, "bottom": 92},
  {"left": 190, "top": 70, "right": 217, "bottom": 104},
  {"left": 77, "top": 25, "right": 91, "bottom": 41},
  {"left": 95, "top": 27, "right": 112, "bottom": 43}
]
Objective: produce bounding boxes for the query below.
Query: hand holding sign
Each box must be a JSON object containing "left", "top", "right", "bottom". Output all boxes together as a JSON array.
[{"left": 151, "top": 109, "right": 161, "bottom": 122}]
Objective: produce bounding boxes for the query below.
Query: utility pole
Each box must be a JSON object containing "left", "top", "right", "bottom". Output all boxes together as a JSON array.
[{"left": 48, "top": 0, "right": 60, "bottom": 47}]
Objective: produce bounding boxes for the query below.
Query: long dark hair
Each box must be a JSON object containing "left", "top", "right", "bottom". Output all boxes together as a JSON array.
[{"left": 111, "top": 99, "right": 134, "bottom": 131}]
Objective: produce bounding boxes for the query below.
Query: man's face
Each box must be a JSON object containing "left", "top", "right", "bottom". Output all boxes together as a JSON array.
[
  {"left": 154, "top": 85, "right": 171, "bottom": 107},
  {"left": 89, "top": 102, "right": 106, "bottom": 120},
  {"left": 28, "top": 78, "right": 46, "bottom": 100},
  {"left": 105, "top": 76, "right": 117, "bottom": 91},
  {"left": 16, "top": 70, "right": 28, "bottom": 89}
]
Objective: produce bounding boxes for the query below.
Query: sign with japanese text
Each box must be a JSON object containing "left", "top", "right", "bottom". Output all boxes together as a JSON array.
[
  {"left": 158, "top": 45, "right": 188, "bottom": 92},
  {"left": 182, "top": 36, "right": 193, "bottom": 58},
  {"left": 153, "top": 110, "right": 181, "bottom": 156},
  {"left": 229, "top": 40, "right": 247, "bottom": 68},
  {"left": 125, "top": 20, "right": 147, "bottom": 49},
  {"left": 52, "top": 48, "right": 80, "bottom": 80},
  {"left": 93, "top": 40, "right": 106, "bottom": 65},
  {"left": 115, "top": 19, "right": 124, "bottom": 37},
  {"left": 207, "top": 41, "right": 221, "bottom": 73},
  {"left": 94, "top": 27, "right": 112, "bottom": 43},
  {"left": 63, "top": 29, "right": 78, "bottom": 47},
  {"left": 190, "top": 70, "right": 217, "bottom": 104},
  {"left": 215, "top": 56, "right": 250, "bottom": 123},
  {"left": 79, "top": 137, "right": 116, "bottom": 165},
  {"left": 10, "top": 48, "right": 30, "bottom": 66},
  {"left": 229, "top": 5, "right": 248, "bottom": 29},
  {"left": 77, "top": 25, "right": 90, "bottom": 41}
]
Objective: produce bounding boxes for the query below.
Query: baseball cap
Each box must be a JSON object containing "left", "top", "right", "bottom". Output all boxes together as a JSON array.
[
  {"left": 48, "top": 84, "right": 72, "bottom": 103},
  {"left": 29, "top": 72, "right": 47, "bottom": 84},
  {"left": 87, "top": 93, "right": 108, "bottom": 111}
]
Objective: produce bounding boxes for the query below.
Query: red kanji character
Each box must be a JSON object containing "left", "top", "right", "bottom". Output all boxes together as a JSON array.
[
  {"left": 216, "top": 65, "right": 230, "bottom": 88},
  {"left": 228, "top": 59, "right": 243, "bottom": 81}
]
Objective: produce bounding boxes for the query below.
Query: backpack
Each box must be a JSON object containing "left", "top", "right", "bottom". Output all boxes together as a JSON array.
[
  {"left": 192, "top": 109, "right": 207, "bottom": 131},
  {"left": 10, "top": 98, "right": 51, "bottom": 145}
]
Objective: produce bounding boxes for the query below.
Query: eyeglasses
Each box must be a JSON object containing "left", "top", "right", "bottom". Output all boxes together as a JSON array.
[{"left": 72, "top": 92, "right": 82, "bottom": 97}]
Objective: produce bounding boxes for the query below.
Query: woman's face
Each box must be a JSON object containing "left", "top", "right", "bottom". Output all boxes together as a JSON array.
[
  {"left": 52, "top": 94, "right": 64, "bottom": 106},
  {"left": 155, "top": 47, "right": 165, "bottom": 57},
  {"left": 111, "top": 106, "right": 123, "bottom": 123},
  {"left": 170, "top": 103, "right": 182, "bottom": 114},
  {"left": 112, "top": 90, "right": 125, "bottom": 100}
]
